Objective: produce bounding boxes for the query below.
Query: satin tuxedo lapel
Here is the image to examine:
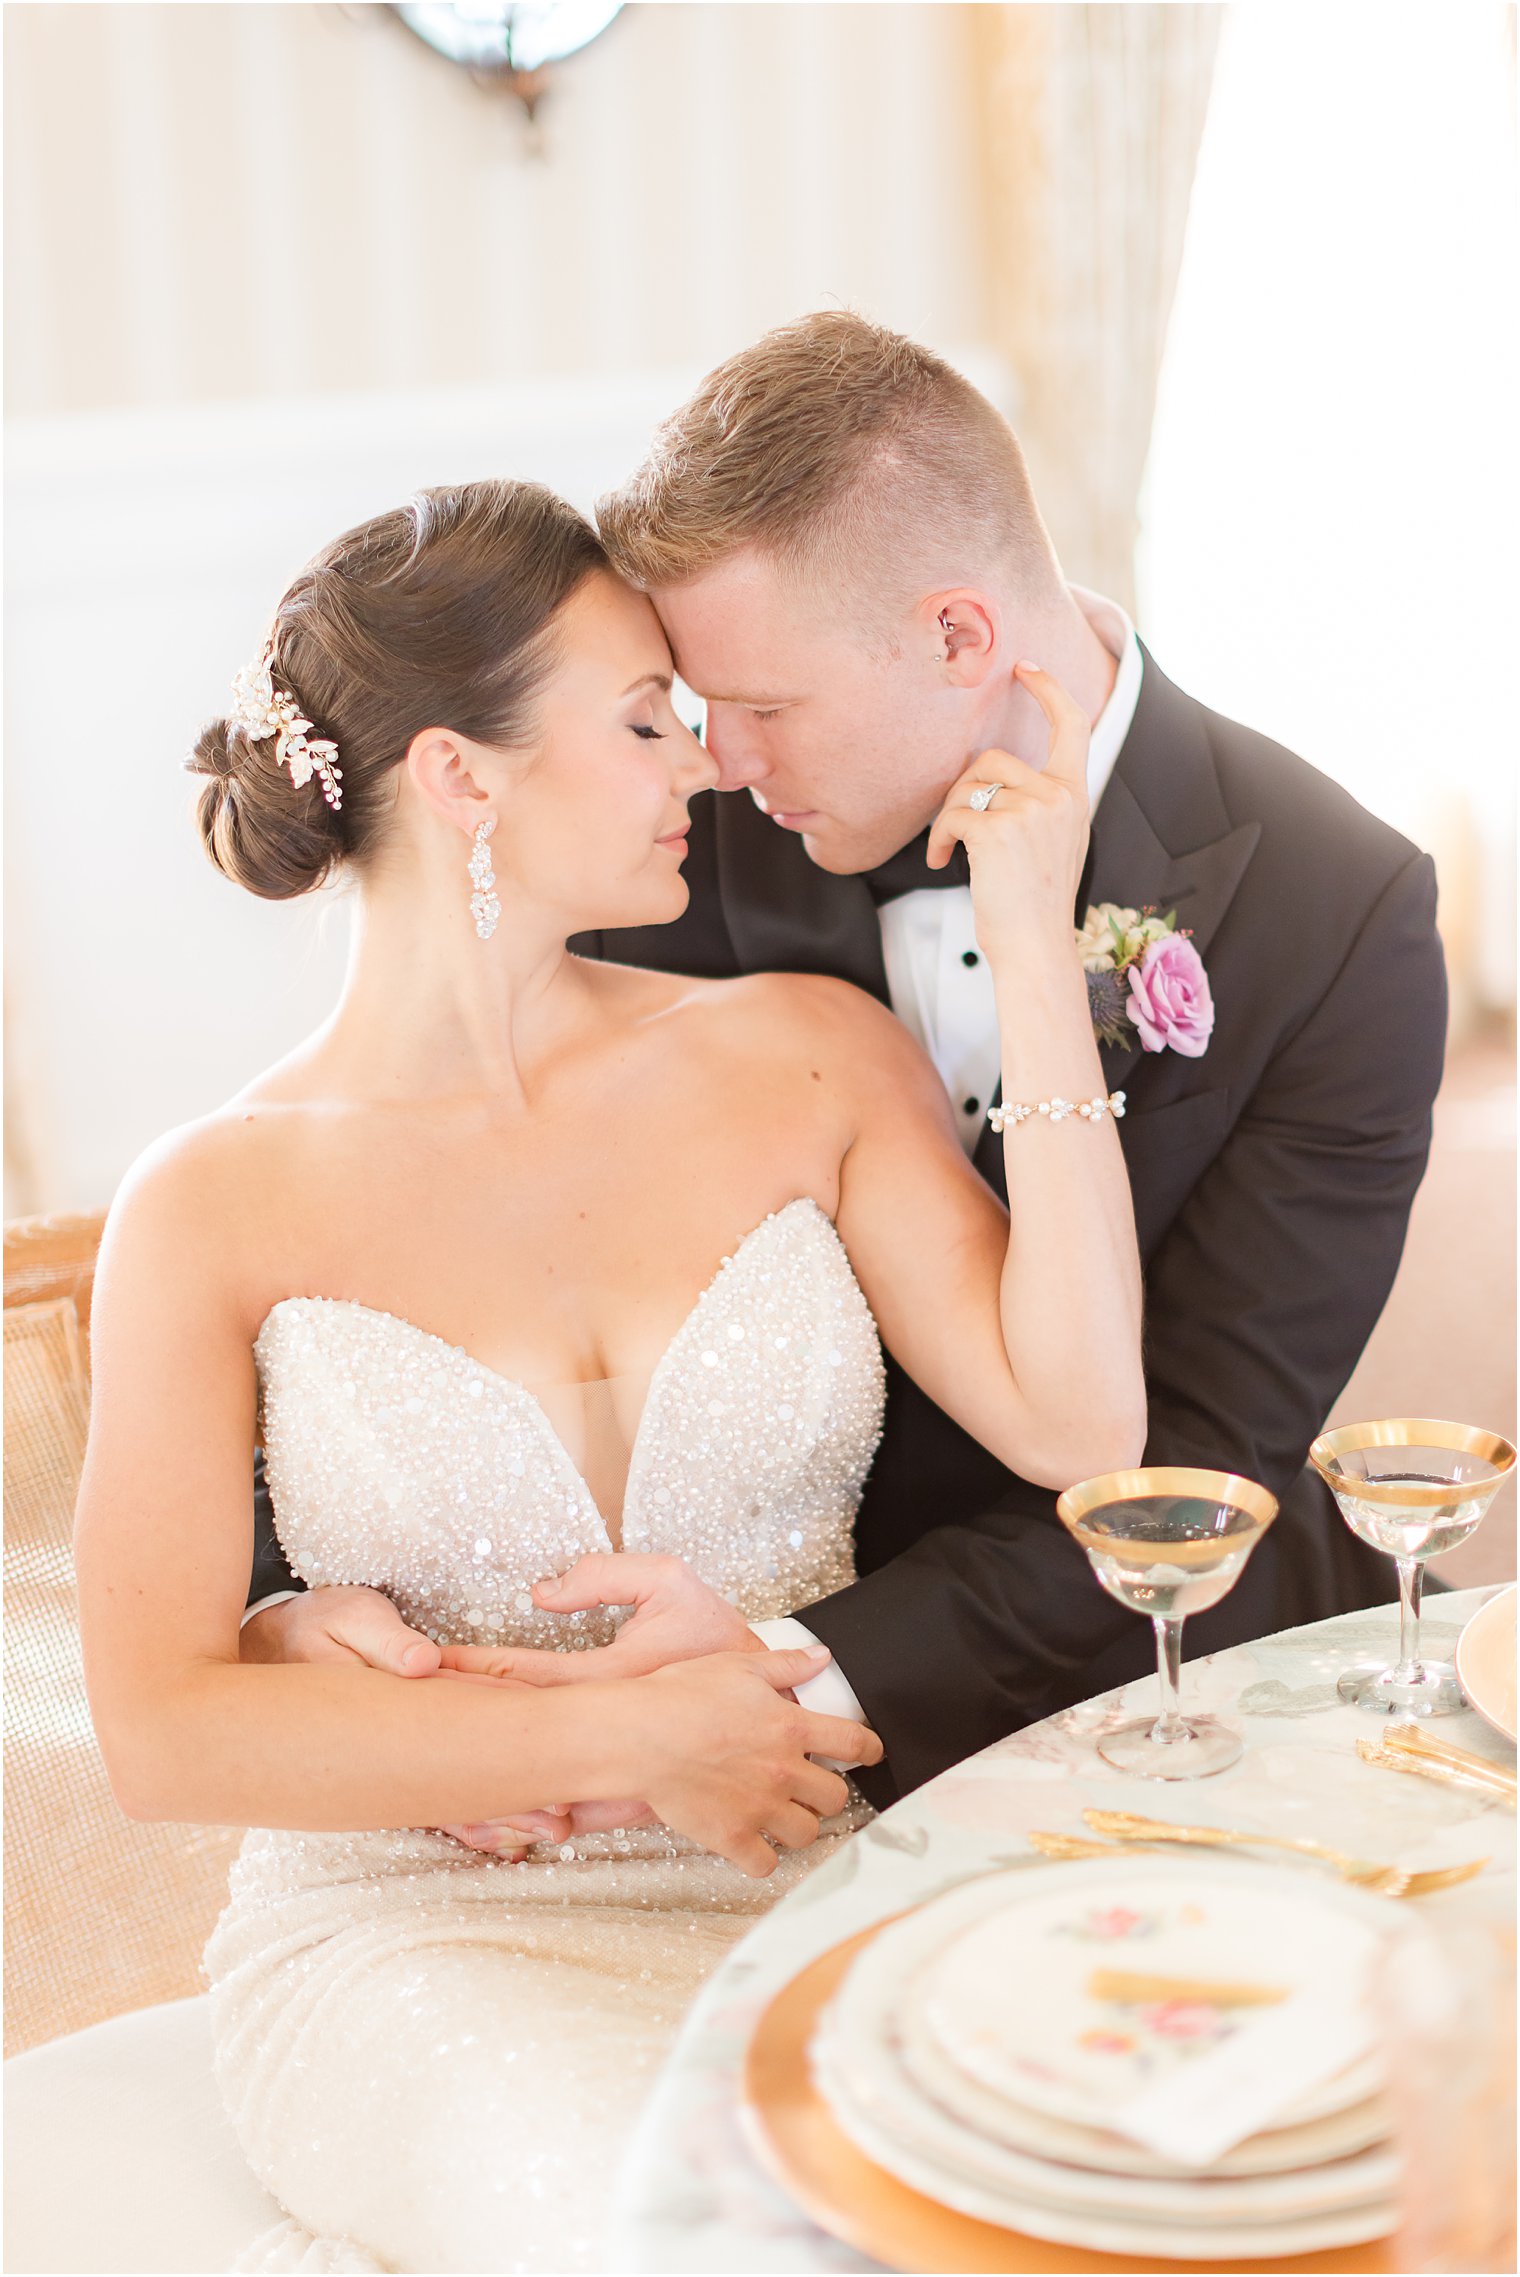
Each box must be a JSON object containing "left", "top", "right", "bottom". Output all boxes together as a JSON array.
[
  {"left": 973, "top": 652, "right": 1257, "bottom": 1194},
  {"left": 714, "top": 791, "right": 892, "bottom": 1004},
  {"left": 1086, "top": 651, "right": 1261, "bottom": 1092},
  {"left": 1089, "top": 782, "right": 1261, "bottom": 1092}
]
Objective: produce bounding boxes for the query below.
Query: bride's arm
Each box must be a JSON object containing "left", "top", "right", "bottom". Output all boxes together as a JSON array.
[
  {"left": 74, "top": 1139, "right": 874, "bottom": 1858},
  {"left": 831, "top": 665, "right": 1145, "bottom": 1489}
]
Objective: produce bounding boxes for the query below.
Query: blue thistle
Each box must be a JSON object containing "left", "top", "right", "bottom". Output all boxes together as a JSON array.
[{"left": 1086, "top": 966, "right": 1134, "bottom": 1049}]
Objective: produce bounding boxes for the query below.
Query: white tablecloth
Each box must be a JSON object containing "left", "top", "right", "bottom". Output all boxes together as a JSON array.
[{"left": 609, "top": 1586, "right": 1515, "bottom": 2274}]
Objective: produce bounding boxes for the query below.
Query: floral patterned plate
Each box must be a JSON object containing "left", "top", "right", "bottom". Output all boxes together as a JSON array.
[
  {"left": 812, "top": 2037, "right": 1394, "bottom": 2264},
  {"left": 893, "top": 1998, "right": 1390, "bottom": 2180},
  {"left": 913, "top": 1863, "right": 1383, "bottom": 2131},
  {"left": 823, "top": 1863, "right": 1383, "bottom": 2159},
  {"left": 813, "top": 2014, "right": 1396, "bottom": 2227},
  {"left": 810, "top": 1862, "right": 1399, "bottom": 2262}
]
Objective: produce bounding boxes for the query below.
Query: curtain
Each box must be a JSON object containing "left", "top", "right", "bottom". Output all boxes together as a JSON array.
[
  {"left": 970, "top": 3, "right": 1223, "bottom": 614},
  {"left": 1138, "top": 0, "right": 1518, "bottom": 1027}
]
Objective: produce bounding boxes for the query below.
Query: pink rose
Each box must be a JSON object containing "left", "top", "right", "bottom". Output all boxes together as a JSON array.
[
  {"left": 1126, "top": 934, "right": 1214, "bottom": 1057},
  {"left": 1078, "top": 2029, "right": 1136, "bottom": 2055},
  {"left": 1140, "top": 2000, "right": 1224, "bottom": 2040},
  {"left": 1087, "top": 1906, "right": 1148, "bottom": 1940}
]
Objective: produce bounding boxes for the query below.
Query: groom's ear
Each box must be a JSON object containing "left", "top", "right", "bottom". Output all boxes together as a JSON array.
[{"left": 918, "top": 589, "right": 1000, "bottom": 689}]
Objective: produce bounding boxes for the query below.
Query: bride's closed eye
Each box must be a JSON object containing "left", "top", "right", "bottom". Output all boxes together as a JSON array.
[{"left": 631, "top": 725, "right": 667, "bottom": 741}]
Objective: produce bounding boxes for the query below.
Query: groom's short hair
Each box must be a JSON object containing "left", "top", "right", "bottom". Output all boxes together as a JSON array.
[{"left": 597, "top": 311, "right": 1062, "bottom": 637}]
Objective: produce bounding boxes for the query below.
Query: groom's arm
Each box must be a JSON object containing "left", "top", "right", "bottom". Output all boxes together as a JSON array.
[
  {"left": 245, "top": 1452, "right": 302, "bottom": 1616},
  {"left": 803, "top": 849, "right": 1447, "bottom": 1800}
]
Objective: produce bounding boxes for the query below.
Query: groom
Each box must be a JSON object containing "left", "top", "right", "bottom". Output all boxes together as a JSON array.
[{"left": 245, "top": 313, "right": 1446, "bottom": 1806}]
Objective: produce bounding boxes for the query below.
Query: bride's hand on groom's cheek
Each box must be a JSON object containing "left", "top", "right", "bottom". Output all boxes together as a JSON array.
[
  {"left": 436, "top": 1553, "right": 764, "bottom": 1688},
  {"left": 926, "top": 660, "right": 1092, "bottom": 958}
]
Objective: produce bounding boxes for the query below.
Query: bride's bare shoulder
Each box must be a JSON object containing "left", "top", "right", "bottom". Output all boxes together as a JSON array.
[
  {"left": 630, "top": 965, "right": 926, "bottom": 1084},
  {"left": 729, "top": 970, "right": 908, "bottom": 1051},
  {"left": 99, "top": 1088, "right": 313, "bottom": 1305}
]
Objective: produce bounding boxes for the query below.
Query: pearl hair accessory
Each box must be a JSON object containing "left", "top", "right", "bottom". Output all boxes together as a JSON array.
[
  {"left": 467, "top": 817, "right": 500, "bottom": 940},
  {"left": 988, "top": 1090, "right": 1126, "bottom": 1133},
  {"left": 229, "top": 642, "right": 343, "bottom": 811}
]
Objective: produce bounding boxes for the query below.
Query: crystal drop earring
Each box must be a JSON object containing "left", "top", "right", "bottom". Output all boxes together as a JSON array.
[{"left": 467, "top": 817, "right": 500, "bottom": 941}]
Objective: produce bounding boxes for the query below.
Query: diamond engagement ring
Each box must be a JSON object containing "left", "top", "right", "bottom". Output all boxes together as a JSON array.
[{"left": 968, "top": 783, "right": 1002, "bottom": 813}]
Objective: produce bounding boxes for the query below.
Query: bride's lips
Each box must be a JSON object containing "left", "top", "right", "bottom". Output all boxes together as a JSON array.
[{"left": 655, "top": 825, "right": 691, "bottom": 854}]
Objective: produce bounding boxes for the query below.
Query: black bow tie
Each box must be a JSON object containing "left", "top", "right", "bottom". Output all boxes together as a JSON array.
[
  {"left": 861, "top": 829, "right": 970, "bottom": 906},
  {"left": 864, "top": 826, "right": 1099, "bottom": 922}
]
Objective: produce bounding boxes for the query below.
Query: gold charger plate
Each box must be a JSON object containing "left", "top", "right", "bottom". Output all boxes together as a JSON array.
[{"left": 741, "top": 1920, "right": 1395, "bottom": 2276}]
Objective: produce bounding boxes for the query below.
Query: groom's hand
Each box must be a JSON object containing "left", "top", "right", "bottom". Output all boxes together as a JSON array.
[
  {"left": 437, "top": 1555, "right": 828, "bottom": 1856},
  {"left": 240, "top": 1584, "right": 443, "bottom": 1678},
  {"left": 437, "top": 1554, "right": 765, "bottom": 1686},
  {"left": 433, "top": 1554, "right": 765, "bottom": 1852},
  {"left": 441, "top": 1795, "right": 661, "bottom": 1854}
]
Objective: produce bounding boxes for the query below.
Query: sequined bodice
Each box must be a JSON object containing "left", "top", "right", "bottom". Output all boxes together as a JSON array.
[{"left": 255, "top": 1200, "right": 886, "bottom": 1649}]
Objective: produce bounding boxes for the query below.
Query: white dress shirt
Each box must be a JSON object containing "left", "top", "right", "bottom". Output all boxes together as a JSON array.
[{"left": 254, "top": 593, "right": 1145, "bottom": 1760}]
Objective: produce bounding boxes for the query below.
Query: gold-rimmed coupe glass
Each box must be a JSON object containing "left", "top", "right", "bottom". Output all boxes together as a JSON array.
[
  {"left": 1056, "top": 1467, "right": 1279, "bottom": 1778},
  {"left": 1310, "top": 1419, "right": 1517, "bottom": 1718}
]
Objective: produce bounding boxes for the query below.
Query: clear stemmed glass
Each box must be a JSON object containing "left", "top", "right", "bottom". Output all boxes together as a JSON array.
[
  {"left": 1056, "top": 1467, "right": 1279, "bottom": 1779},
  {"left": 1309, "top": 1419, "right": 1517, "bottom": 1718}
]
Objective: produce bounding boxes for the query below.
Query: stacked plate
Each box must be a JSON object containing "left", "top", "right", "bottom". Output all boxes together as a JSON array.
[
  {"left": 1457, "top": 1583, "right": 1518, "bottom": 1741},
  {"left": 811, "top": 1856, "right": 1398, "bottom": 2260}
]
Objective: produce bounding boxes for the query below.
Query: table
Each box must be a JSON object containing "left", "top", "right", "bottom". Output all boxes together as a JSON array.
[{"left": 610, "top": 1586, "right": 1515, "bottom": 2275}]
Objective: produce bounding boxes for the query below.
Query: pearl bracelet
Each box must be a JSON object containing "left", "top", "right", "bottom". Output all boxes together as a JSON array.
[{"left": 988, "top": 1089, "right": 1126, "bottom": 1133}]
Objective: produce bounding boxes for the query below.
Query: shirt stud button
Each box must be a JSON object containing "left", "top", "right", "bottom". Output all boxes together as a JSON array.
[
  {"left": 961, "top": 949, "right": 980, "bottom": 967},
  {"left": 963, "top": 1096, "right": 980, "bottom": 1115}
]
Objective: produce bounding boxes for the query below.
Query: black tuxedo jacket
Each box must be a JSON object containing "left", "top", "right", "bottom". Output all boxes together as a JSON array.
[{"left": 250, "top": 649, "right": 1447, "bottom": 1803}]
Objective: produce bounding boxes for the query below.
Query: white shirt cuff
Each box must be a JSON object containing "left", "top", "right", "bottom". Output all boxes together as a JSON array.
[
  {"left": 749, "top": 1615, "right": 867, "bottom": 1724},
  {"left": 240, "top": 1589, "right": 301, "bottom": 1631}
]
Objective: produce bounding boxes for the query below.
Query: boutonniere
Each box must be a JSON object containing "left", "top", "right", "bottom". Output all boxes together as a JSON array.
[{"left": 1078, "top": 903, "right": 1215, "bottom": 1057}]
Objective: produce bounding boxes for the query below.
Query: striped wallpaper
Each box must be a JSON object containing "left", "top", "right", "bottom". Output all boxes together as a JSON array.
[{"left": 3, "top": 2, "right": 991, "bottom": 418}]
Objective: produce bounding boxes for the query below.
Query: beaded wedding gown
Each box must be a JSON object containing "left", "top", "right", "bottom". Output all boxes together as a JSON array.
[{"left": 205, "top": 1200, "right": 884, "bottom": 2275}]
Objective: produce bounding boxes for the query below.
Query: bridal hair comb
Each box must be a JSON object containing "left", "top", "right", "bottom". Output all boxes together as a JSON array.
[{"left": 230, "top": 641, "right": 344, "bottom": 812}]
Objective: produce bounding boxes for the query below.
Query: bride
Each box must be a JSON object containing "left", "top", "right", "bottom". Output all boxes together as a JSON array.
[{"left": 75, "top": 477, "right": 1144, "bottom": 2274}]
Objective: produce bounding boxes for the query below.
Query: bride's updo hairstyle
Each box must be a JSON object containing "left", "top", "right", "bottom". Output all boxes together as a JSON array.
[{"left": 188, "top": 479, "right": 606, "bottom": 899}]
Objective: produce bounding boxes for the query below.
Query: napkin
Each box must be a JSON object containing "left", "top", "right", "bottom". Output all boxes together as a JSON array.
[{"left": 1110, "top": 1979, "right": 1374, "bottom": 2167}]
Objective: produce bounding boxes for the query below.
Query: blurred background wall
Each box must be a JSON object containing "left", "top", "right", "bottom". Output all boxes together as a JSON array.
[
  {"left": 5, "top": 1, "right": 988, "bottom": 413},
  {"left": 4, "top": 0, "right": 1515, "bottom": 1568}
]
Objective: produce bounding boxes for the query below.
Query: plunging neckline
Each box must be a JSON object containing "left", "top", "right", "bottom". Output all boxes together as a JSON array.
[{"left": 255, "top": 1197, "right": 837, "bottom": 1551}]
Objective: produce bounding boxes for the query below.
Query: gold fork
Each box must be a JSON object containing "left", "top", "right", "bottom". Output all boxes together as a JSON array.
[
  {"left": 1032, "top": 1828, "right": 1479, "bottom": 1898},
  {"left": 1359, "top": 1730, "right": 1518, "bottom": 1807},
  {"left": 1030, "top": 1825, "right": 1483, "bottom": 1898},
  {"left": 1063, "top": 1809, "right": 1490, "bottom": 1898}
]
